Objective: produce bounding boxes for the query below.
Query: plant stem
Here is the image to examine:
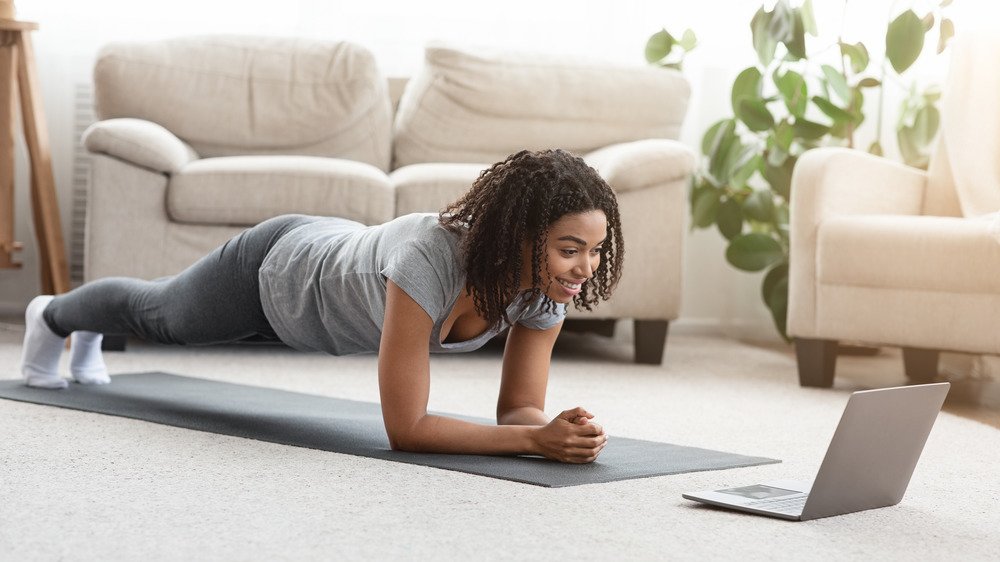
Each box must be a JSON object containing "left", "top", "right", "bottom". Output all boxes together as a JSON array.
[{"left": 876, "top": 0, "right": 903, "bottom": 150}]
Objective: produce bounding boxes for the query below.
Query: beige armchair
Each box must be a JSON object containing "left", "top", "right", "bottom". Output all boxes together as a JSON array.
[
  {"left": 83, "top": 36, "right": 696, "bottom": 363},
  {"left": 787, "top": 32, "right": 1000, "bottom": 387}
]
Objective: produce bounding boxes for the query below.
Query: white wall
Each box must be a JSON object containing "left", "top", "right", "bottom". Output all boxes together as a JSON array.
[{"left": 1, "top": 0, "right": 989, "bottom": 340}]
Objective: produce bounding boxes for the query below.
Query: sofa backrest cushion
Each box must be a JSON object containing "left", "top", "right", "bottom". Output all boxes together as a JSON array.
[
  {"left": 94, "top": 35, "right": 393, "bottom": 171},
  {"left": 392, "top": 43, "right": 690, "bottom": 169}
]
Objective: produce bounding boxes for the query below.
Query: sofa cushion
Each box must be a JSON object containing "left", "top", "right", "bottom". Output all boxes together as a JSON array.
[
  {"left": 94, "top": 36, "right": 393, "bottom": 171},
  {"left": 167, "top": 156, "right": 393, "bottom": 226},
  {"left": 393, "top": 43, "right": 690, "bottom": 168},
  {"left": 390, "top": 163, "right": 487, "bottom": 216},
  {"left": 818, "top": 215, "right": 1000, "bottom": 293},
  {"left": 583, "top": 140, "right": 697, "bottom": 194}
]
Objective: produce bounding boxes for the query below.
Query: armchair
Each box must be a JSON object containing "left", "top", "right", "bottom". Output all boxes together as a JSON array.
[{"left": 787, "top": 32, "right": 1000, "bottom": 387}]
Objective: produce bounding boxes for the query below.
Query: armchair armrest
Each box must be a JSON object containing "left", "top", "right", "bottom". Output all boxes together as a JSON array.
[
  {"left": 82, "top": 118, "right": 199, "bottom": 174},
  {"left": 584, "top": 139, "right": 696, "bottom": 194},
  {"left": 788, "top": 147, "right": 928, "bottom": 337}
]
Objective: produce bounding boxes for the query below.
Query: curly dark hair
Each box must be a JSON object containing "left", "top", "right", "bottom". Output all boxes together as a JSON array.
[{"left": 439, "top": 148, "right": 624, "bottom": 329}]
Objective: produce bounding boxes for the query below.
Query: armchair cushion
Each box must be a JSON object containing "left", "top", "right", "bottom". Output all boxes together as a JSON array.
[
  {"left": 392, "top": 43, "right": 690, "bottom": 167},
  {"left": 583, "top": 139, "right": 697, "bottom": 194},
  {"left": 83, "top": 118, "right": 198, "bottom": 174},
  {"left": 390, "top": 163, "right": 487, "bottom": 216},
  {"left": 818, "top": 215, "right": 1000, "bottom": 293},
  {"left": 167, "top": 156, "right": 393, "bottom": 226}
]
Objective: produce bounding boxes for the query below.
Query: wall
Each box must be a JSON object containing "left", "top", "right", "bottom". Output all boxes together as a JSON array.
[{"left": 1, "top": 0, "right": 986, "bottom": 341}]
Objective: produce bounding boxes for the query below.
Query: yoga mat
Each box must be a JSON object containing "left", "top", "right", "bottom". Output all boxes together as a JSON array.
[{"left": 0, "top": 372, "right": 779, "bottom": 487}]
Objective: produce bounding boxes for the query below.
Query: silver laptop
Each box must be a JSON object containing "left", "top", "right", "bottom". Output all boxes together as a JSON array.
[{"left": 683, "top": 382, "right": 950, "bottom": 521}]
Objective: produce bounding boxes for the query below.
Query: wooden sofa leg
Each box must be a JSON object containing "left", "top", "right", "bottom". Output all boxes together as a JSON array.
[
  {"left": 902, "top": 347, "right": 939, "bottom": 383},
  {"left": 562, "top": 319, "right": 616, "bottom": 338},
  {"left": 101, "top": 334, "right": 127, "bottom": 352},
  {"left": 795, "top": 338, "right": 837, "bottom": 388},
  {"left": 634, "top": 320, "right": 669, "bottom": 365}
]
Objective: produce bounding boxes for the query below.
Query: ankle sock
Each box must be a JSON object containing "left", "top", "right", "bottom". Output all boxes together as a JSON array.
[
  {"left": 70, "top": 331, "right": 110, "bottom": 385},
  {"left": 20, "top": 295, "right": 68, "bottom": 389}
]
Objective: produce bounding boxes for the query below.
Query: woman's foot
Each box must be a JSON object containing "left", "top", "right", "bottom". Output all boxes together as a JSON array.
[
  {"left": 20, "top": 295, "right": 68, "bottom": 389},
  {"left": 70, "top": 331, "right": 110, "bottom": 385}
]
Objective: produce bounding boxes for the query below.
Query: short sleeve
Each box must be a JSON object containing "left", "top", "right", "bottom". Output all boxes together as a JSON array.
[
  {"left": 514, "top": 296, "right": 566, "bottom": 330},
  {"left": 380, "top": 240, "right": 457, "bottom": 322}
]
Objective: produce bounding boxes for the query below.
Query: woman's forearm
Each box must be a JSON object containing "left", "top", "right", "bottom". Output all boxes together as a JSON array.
[
  {"left": 392, "top": 414, "right": 538, "bottom": 456},
  {"left": 497, "top": 406, "right": 549, "bottom": 426}
]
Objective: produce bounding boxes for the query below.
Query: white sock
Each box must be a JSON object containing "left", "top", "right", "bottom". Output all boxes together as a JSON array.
[
  {"left": 20, "top": 295, "right": 68, "bottom": 389},
  {"left": 70, "top": 331, "right": 110, "bottom": 385}
]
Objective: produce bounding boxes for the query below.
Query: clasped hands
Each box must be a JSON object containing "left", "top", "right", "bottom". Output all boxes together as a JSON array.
[{"left": 531, "top": 406, "right": 607, "bottom": 464}]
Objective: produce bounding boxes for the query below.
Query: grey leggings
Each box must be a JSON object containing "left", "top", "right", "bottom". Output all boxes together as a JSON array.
[{"left": 44, "top": 215, "right": 319, "bottom": 345}]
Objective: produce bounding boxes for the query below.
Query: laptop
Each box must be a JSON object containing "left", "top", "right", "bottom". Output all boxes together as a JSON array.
[{"left": 682, "top": 382, "right": 950, "bottom": 521}]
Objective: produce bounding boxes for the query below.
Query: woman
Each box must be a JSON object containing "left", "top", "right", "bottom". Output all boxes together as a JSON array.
[{"left": 20, "top": 149, "right": 624, "bottom": 463}]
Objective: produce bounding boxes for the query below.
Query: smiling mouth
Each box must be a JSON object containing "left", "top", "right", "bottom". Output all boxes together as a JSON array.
[{"left": 557, "top": 278, "right": 583, "bottom": 290}]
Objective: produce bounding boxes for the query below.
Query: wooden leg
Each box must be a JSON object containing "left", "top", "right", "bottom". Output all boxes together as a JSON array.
[
  {"left": 562, "top": 319, "right": 615, "bottom": 338},
  {"left": 0, "top": 38, "right": 19, "bottom": 270},
  {"left": 795, "top": 338, "right": 837, "bottom": 388},
  {"left": 902, "top": 347, "right": 939, "bottom": 383},
  {"left": 634, "top": 320, "right": 669, "bottom": 365},
  {"left": 101, "top": 334, "right": 128, "bottom": 352},
  {"left": 16, "top": 30, "right": 70, "bottom": 294}
]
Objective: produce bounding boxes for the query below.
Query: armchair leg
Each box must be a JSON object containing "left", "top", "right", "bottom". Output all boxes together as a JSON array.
[
  {"left": 634, "top": 320, "right": 669, "bottom": 365},
  {"left": 101, "top": 334, "right": 127, "bottom": 352},
  {"left": 902, "top": 347, "right": 940, "bottom": 383},
  {"left": 795, "top": 338, "right": 837, "bottom": 388}
]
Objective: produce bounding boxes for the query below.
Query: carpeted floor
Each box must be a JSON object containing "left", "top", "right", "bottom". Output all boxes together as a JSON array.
[{"left": 1, "top": 326, "right": 997, "bottom": 561}]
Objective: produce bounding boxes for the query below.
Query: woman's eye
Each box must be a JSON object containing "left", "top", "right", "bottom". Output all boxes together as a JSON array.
[
  {"left": 591, "top": 248, "right": 603, "bottom": 255},
  {"left": 560, "top": 249, "right": 577, "bottom": 256}
]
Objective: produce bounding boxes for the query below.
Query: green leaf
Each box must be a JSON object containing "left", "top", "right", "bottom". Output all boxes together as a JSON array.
[
  {"left": 701, "top": 118, "right": 735, "bottom": 157},
  {"left": 707, "top": 122, "right": 743, "bottom": 183},
  {"left": 768, "top": 1, "right": 794, "bottom": 42},
  {"left": 679, "top": 28, "right": 698, "bottom": 51},
  {"left": 773, "top": 120, "right": 794, "bottom": 151},
  {"left": 725, "top": 233, "right": 784, "bottom": 272},
  {"left": 732, "top": 153, "right": 763, "bottom": 188},
  {"left": 922, "top": 12, "right": 935, "bottom": 32},
  {"left": 898, "top": 126, "right": 929, "bottom": 168},
  {"left": 645, "top": 29, "right": 676, "bottom": 63},
  {"left": 774, "top": 69, "right": 808, "bottom": 117},
  {"left": 744, "top": 189, "right": 776, "bottom": 222},
  {"left": 812, "top": 96, "right": 854, "bottom": 122},
  {"left": 751, "top": 7, "right": 777, "bottom": 66},
  {"left": 738, "top": 98, "right": 775, "bottom": 132},
  {"left": 839, "top": 42, "right": 870, "bottom": 74},
  {"left": 857, "top": 77, "right": 881, "bottom": 88},
  {"left": 822, "top": 64, "right": 851, "bottom": 105},
  {"left": 692, "top": 187, "right": 721, "bottom": 229},
  {"left": 793, "top": 119, "right": 830, "bottom": 140},
  {"left": 762, "top": 262, "right": 789, "bottom": 309},
  {"left": 764, "top": 271, "right": 790, "bottom": 341},
  {"left": 912, "top": 105, "right": 941, "bottom": 146},
  {"left": 938, "top": 18, "right": 955, "bottom": 54},
  {"left": 784, "top": 9, "right": 807, "bottom": 60},
  {"left": 886, "top": 10, "right": 926, "bottom": 74},
  {"left": 731, "top": 67, "right": 763, "bottom": 116},
  {"left": 801, "top": 0, "right": 818, "bottom": 36},
  {"left": 717, "top": 198, "right": 744, "bottom": 240},
  {"left": 868, "top": 140, "right": 884, "bottom": 156},
  {"left": 764, "top": 156, "right": 796, "bottom": 200},
  {"left": 940, "top": 0, "right": 953, "bottom": 7}
]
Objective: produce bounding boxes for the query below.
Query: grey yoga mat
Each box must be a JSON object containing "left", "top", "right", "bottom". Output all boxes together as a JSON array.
[{"left": 0, "top": 372, "right": 779, "bottom": 487}]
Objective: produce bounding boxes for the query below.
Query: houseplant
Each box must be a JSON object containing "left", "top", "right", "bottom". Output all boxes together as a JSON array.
[{"left": 647, "top": 0, "right": 956, "bottom": 339}]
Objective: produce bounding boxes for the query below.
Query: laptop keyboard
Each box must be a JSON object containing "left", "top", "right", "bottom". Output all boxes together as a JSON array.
[{"left": 746, "top": 494, "right": 808, "bottom": 514}]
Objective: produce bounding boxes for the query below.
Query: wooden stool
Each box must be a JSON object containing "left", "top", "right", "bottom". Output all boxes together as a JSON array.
[{"left": 0, "top": 19, "right": 70, "bottom": 295}]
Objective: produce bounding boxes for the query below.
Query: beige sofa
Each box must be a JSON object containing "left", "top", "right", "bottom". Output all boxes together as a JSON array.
[
  {"left": 787, "top": 32, "right": 1000, "bottom": 386},
  {"left": 82, "top": 36, "right": 696, "bottom": 363}
]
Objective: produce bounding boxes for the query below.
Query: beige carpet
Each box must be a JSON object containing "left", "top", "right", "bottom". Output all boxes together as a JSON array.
[{"left": 1, "top": 327, "right": 997, "bottom": 561}]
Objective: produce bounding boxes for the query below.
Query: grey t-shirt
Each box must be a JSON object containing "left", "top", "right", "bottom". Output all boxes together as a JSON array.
[{"left": 258, "top": 213, "right": 565, "bottom": 355}]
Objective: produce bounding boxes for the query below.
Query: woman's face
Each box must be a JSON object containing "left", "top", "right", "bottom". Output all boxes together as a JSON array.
[{"left": 520, "top": 210, "right": 608, "bottom": 303}]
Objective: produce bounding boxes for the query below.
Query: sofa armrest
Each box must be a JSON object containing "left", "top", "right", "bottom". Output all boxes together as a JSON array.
[
  {"left": 83, "top": 118, "right": 199, "bottom": 174},
  {"left": 584, "top": 139, "right": 696, "bottom": 194},
  {"left": 788, "top": 147, "right": 928, "bottom": 337}
]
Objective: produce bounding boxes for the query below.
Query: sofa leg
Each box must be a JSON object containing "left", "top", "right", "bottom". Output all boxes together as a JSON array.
[
  {"left": 795, "top": 338, "right": 837, "bottom": 388},
  {"left": 634, "top": 320, "right": 669, "bottom": 365},
  {"left": 902, "top": 347, "right": 939, "bottom": 383},
  {"left": 562, "top": 319, "right": 616, "bottom": 338},
  {"left": 101, "top": 334, "right": 127, "bottom": 352}
]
